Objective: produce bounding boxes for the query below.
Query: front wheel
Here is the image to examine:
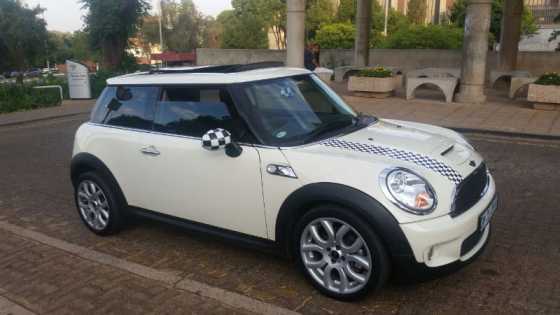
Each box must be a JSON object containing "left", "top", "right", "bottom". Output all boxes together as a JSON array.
[{"left": 294, "top": 206, "right": 390, "bottom": 300}]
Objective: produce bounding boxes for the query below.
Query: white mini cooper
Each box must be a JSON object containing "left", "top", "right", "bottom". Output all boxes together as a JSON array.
[{"left": 71, "top": 64, "right": 497, "bottom": 300}]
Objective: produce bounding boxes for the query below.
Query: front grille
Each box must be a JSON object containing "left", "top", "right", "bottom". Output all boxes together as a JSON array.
[{"left": 451, "top": 163, "right": 488, "bottom": 217}]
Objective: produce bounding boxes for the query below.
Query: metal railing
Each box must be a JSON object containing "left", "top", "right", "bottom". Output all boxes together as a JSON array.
[{"left": 33, "top": 85, "right": 64, "bottom": 102}]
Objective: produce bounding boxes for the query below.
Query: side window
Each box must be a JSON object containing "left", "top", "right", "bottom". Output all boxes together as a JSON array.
[
  {"left": 154, "top": 87, "right": 244, "bottom": 138},
  {"left": 93, "top": 86, "right": 158, "bottom": 130},
  {"left": 90, "top": 87, "right": 116, "bottom": 123}
]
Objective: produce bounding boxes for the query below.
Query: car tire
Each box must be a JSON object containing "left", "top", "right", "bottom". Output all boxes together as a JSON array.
[
  {"left": 74, "top": 171, "right": 125, "bottom": 236},
  {"left": 293, "top": 205, "right": 390, "bottom": 300}
]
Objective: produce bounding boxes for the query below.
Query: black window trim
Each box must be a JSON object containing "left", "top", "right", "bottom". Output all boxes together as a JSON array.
[{"left": 96, "top": 84, "right": 262, "bottom": 145}]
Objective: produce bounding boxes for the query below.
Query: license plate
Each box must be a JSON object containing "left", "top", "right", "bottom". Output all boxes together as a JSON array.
[{"left": 479, "top": 197, "right": 498, "bottom": 232}]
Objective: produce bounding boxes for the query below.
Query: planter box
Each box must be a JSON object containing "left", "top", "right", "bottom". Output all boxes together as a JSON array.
[
  {"left": 348, "top": 76, "right": 396, "bottom": 98},
  {"left": 528, "top": 84, "right": 560, "bottom": 110}
]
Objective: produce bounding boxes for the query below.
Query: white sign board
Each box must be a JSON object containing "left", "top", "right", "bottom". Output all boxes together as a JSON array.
[{"left": 66, "top": 60, "right": 92, "bottom": 99}]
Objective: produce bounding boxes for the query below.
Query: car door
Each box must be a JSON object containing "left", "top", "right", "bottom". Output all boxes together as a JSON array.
[
  {"left": 135, "top": 86, "right": 268, "bottom": 239},
  {"left": 87, "top": 86, "right": 160, "bottom": 208}
]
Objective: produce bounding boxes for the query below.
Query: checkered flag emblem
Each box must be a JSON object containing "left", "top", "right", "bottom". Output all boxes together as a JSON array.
[
  {"left": 322, "top": 139, "right": 464, "bottom": 185},
  {"left": 202, "top": 129, "right": 232, "bottom": 151}
]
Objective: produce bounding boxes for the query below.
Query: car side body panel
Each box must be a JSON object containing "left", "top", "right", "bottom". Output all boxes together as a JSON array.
[{"left": 73, "top": 123, "right": 150, "bottom": 208}]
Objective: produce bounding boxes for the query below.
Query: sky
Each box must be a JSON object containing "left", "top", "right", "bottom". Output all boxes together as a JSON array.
[{"left": 24, "top": 0, "right": 233, "bottom": 33}]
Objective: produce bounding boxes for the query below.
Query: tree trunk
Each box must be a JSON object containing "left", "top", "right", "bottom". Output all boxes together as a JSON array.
[{"left": 102, "top": 39, "right": 125, "bottom": 71}]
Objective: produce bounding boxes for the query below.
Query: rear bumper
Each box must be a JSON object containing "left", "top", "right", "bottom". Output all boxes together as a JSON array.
[{"left": 399, "top": 175, "right": 497, "bottom": 268}]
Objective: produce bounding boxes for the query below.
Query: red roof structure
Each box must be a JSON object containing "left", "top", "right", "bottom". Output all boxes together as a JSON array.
[{"left": 151, "top": 51, "right": 196, "bottom": 63}]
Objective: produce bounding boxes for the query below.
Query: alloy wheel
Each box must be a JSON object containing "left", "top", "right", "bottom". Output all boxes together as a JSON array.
[
  {"left": 77, "top": 180, "right": 110, "bottom": 231},
  {"left": 300, "top": 218, "right": 372, "bottom": 294}
]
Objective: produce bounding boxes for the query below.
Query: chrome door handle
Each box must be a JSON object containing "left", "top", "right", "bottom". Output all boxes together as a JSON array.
[{"left": 140, "top": 145, "right": 160, "bottom": 156}]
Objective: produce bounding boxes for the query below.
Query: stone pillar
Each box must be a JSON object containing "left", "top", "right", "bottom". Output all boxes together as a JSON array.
[
  {"left": 354, "top": 0, "right": 372, "bottom": 67},
  {"left": 456, "top": 0, "right": 493, "bottom": 104},
  {"left": 498, "top": 0, "right": 523, "bottom": 71},
  {"left": 286, "top": 0, "right": 306, "bottom": 68}
]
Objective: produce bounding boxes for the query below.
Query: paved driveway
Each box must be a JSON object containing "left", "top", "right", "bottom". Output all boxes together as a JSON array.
[{"left": 0, "top": 116, "right": 559, "bottom": 314}]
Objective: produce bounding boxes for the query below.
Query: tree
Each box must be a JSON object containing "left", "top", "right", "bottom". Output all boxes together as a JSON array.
[
  {"left": 334, "top": 0, "right": 409, "bottom": 39},
  {"left": 260, "top": 0, "right": 286, "bottom": 49},
  {"left": 0, "top": 0, "right": 48, "bottom": 73},
  {"left": 81, "top": 0, "right": 150, "bottom": 70},
  {"left": 160, "top": 0, "right": 203, "bottom": 52},
  {"left": 337, "top": 0, "right": 355, "bottom": 22},
  {"left": 45, "top": 31, "right": 100, "bottom": 66},
  {"left": 449, "top": 0, "right": 538, "bottom": 43},
  {"left": 407, "top": 0, "right": 428, "bottom": 24},
  {"left": 218, "top": 0, "right": 269, "bottom": 49},
  {"left": 306, "top": 0, "right": 337, "bottom": 39},
  {"left": 315, "top": 23, "right": 355, "bottom": 48}
]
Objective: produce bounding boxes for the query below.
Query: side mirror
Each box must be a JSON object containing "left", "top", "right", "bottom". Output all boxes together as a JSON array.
[{"left": 201, "top": 129, "right": 243, "bottom": 158}]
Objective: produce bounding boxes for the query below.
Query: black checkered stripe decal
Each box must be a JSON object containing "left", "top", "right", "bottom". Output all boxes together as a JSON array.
[{"left": 322, "top": 139, "right": 464, "bottom": 184}]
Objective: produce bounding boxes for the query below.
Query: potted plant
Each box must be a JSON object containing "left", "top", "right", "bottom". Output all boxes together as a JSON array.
[
  {"left": 348, "top": 66, "right": 396, "bottom": 98},
  {"left": 528, "top": 72, "right": 560, "bottom": 110}
]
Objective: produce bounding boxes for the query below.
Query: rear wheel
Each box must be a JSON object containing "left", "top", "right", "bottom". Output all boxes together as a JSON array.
[
  {"left": 75, "top": 172, "right": 124, "bottom": 236},
  {"left": 294, "top": 205, "right": 390, "bottom": 300}
]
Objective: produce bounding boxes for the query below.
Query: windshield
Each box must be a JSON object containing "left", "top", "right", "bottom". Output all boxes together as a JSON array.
[{"left": 235, "top": 75, "right": 362, "bottom": 146}]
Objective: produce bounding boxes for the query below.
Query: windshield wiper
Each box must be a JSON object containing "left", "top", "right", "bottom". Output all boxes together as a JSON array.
[{"left": 303, "top": 118, "right": 354, "bottom": 143}]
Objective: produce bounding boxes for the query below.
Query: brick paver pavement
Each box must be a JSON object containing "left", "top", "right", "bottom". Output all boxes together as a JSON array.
[{"left": 0, "top": 228, "right": 255, "bottom": 315}]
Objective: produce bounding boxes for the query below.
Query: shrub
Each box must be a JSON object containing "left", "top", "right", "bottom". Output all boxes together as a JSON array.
[
  {"left": 380, "top": 25, "right": 464, "bottom": 49},
  {"left": 356, "top": 66, "right": 393, "bottom": 78},
  {"left": 315, "top": 23, "right": 355, "bottom": 49},
  {"left": 0, "top": 83, "right": 62, "bottom": 114},
  {"left": 535, "top": 72, "right": 560, "bottom": 86}
]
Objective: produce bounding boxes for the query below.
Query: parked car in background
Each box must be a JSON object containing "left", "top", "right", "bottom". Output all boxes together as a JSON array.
[
  {"left": 7, "top": 71, "right": 21, "bottom": 78},
  {"left": 42, "top": 67, "right": 59, "bottom": 75},
  {"left": 71, "top": 64, "right": 498, "bottom": 300},
  {"left": 24, "top": 69, "right": 42, "bottom": 78}
]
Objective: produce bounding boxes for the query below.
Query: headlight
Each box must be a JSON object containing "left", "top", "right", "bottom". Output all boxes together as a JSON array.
[{"left": 380, "top": 168, "right": 437, "bottom": 215}]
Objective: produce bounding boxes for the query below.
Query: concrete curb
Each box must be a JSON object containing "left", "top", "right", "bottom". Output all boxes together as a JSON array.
[
  {"left": 0, "top": 112, "right": 89, "bottom": 128},
  {"left": 451, "top": 127, "right": 560, "bottom": 141}
]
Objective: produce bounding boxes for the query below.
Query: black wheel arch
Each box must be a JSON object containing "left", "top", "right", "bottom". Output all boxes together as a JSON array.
[
  {"left": 275, "top": 182, "right": 414, "bottom": 262},
  {"left": 70, "top": 153, "right": 128, "bottom": 205}
]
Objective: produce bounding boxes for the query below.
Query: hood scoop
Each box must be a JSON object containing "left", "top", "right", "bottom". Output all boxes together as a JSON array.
[{"left": 440, "top": 145, "right": 455, "bottom": 156}]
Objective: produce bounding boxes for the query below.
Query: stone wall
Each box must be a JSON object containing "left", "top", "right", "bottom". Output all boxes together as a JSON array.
[{"left": 196, "top": 48, "right": 560, "bottom": 76}]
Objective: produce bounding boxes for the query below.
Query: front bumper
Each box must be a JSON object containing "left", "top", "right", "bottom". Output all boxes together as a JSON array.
[{"left": 399, "top": 176, "right": 497, "bottom": 268}]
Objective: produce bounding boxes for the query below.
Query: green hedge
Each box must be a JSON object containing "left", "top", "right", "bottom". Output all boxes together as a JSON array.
[
  {"left": 379, "top": 25, "right": 464, "bottom": 49},
  {"left": 0, "top": 83, "right": 63, "bottom": 114},
  {"left": 0, "top": 70, "right": 120, "bottom": 114},
  {"left": 315, "top": 23, "right": 356, "bottom": 49}
]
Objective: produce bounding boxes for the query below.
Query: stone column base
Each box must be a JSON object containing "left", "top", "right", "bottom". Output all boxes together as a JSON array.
[{"left": 455, "top": 84, "right": 487, "bottom": 104}]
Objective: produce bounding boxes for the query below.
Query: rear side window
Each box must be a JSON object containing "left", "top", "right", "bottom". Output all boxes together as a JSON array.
[
  {"left": 154, "top": 87, "right": 240, "bottom": 138},
  {"left": 90, "top": 86, "right": 158, "bottom": 130}
]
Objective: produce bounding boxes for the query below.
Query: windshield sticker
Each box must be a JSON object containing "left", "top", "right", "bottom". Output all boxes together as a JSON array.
[{"left": 322, "top": 139, "right": 463, "bottom": 185}]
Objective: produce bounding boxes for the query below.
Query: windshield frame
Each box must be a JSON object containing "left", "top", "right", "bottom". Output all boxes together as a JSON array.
[{"left": 230, "top": 74, "right": 374, "bottom": 147}]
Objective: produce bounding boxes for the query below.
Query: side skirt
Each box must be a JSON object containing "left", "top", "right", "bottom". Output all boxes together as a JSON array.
[{"left": 128, "top": 207, "right": 283, "bottom": 257}]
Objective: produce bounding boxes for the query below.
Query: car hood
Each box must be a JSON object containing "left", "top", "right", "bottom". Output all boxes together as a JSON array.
[{"left": 293, "top": 119, "right": 482, "bottom": 183}]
